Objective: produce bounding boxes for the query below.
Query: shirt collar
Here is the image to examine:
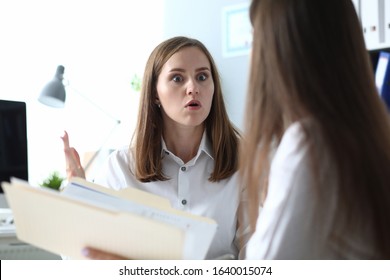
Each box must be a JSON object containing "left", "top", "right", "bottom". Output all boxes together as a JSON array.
[
  {"left": 161, "top": 131, "right": 214, "bottom": 160},
  {"left": 198, "top": 131, "right": 213, "bottom": 160}
]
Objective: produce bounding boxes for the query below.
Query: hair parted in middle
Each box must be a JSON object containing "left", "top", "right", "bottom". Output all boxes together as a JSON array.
[{"left": 132, "top": 36, "right": 240, "bottom": 183}]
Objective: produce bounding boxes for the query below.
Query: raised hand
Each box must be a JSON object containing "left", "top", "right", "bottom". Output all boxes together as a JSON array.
[{"left": 61, "top": 131, "right": 86, "bottom": 180}]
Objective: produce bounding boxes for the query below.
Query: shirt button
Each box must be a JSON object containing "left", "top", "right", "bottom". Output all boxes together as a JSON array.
[
  {"left": 181, "top": 166, "right": 186, "bottom": 171},
  {"left": 181, "top": 199, "right": 187, "bottom": 205}
]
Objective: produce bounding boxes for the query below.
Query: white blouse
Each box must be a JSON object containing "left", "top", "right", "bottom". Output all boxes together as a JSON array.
[
  {"left": 246, "top": 121, "right": 375, "bottom": 259},
  {"left": 94, "top": 132, "right": 247, "bottom": 260}
]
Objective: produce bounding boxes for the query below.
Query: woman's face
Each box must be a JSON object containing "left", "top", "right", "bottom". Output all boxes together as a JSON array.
[{"left": 156, "top": 46, "right": 214, "bottom": 129}]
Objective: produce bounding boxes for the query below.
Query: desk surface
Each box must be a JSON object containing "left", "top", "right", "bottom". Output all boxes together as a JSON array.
[
  {"left": 0, "top": 228, "right": 62, "bottom": 260},
  {"left": 0, "top": 208, "right": 61, "bottom": 260}
]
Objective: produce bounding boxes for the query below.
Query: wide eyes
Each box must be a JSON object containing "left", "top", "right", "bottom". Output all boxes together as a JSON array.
[
  {"left": 172, "top": 75, "right": 183, "bottom": 82},
  {"left": 171, "top": 73, "right": 209, "bottom": 82},
  {"left": 198, "top": 73, "right": 207, "bottom": 81}
]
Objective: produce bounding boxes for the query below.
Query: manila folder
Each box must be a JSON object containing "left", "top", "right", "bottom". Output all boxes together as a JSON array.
[{"left": 2, "top": 178, "right": 217, "bottom": 259}]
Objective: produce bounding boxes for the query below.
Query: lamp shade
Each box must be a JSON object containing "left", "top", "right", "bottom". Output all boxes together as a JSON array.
[{"left": 38, "top": 65, "right": 66, "bottom": 108}]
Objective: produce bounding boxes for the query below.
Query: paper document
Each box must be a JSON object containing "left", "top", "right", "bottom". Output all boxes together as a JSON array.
[{"left": 1, "top": 177, "right": 217, "bottom": 259}]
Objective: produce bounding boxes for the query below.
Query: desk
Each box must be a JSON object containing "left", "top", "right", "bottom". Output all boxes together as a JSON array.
[{"left": 0, "top": 209, "right": 61, "bottom": 260}]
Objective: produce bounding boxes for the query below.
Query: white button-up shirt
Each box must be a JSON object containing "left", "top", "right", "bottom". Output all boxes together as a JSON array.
[
  {"left": 94, "top": 133, "right": 247, "bottom": 259},
  {"left": 246, "top": 121, "right": 375, "bottom": 259}
]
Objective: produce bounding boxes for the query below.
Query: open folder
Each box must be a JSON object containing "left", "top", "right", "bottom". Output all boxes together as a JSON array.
[{"left": 1, "top": 177, "right": 217, "bottom": 260}]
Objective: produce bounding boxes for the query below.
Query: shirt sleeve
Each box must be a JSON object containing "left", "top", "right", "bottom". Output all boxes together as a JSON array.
[
  {"left": 246, "top": 122, "right": 318, "bottom": 259},
  {"left": 92, "top": 147, "right": 131, "bottom": 190}
]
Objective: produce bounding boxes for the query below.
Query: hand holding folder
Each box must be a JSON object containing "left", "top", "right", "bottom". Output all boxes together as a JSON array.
[{"left": 2, "top": 177, "right": 217, "bottom": 259}]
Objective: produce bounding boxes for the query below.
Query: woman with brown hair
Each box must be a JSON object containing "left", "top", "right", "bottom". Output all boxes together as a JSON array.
[
  {"left": 62, "top": 36, "right": 248, "bottom": 259},
  {"left": 241, "top": 0, "right": 390, "bottom": 259}
]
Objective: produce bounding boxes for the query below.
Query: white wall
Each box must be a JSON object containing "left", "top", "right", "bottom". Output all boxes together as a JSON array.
[
  {"left": 0, "top": 0, "right": 381, "bottom": 210},
  {"left": 163, "top": 0, "right": 251, "bottom": 130},
  {"left": 0, "top": 0, "right": 251, "bottom": 185},
  {"left": 0, "top": 0, "right": 164, "bottom": 184}
]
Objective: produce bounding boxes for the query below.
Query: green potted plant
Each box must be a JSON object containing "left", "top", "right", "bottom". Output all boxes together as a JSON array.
[{"left": 40, "top": 171, "right": 65, "bottom": 191}]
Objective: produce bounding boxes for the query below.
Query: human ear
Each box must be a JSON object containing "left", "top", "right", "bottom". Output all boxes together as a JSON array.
[{"left": 155, "top": 97, "right": 161, "bottom": 108}]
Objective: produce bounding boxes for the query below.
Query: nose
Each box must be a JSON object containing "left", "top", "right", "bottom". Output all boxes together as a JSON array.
[{"left": 186, "top": 78, "right": 199, "bottom": 95}]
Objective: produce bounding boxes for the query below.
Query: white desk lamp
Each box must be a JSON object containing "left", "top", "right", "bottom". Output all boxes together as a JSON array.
[{"left": 38, "top": 65, "right": 121, "bottom": 172}]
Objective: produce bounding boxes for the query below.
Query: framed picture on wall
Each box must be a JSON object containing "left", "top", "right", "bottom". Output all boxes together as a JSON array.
[{"left": 222, "top": 3, "right": 252, "bottom": 58}]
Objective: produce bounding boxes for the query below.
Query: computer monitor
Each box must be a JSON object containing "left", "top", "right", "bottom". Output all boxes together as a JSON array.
[
  {"left": 0, "top": 99, "right": 28, "bottom": 208},
  {"left": 374, "top": 51, "right": 390, "bottom": 111}
]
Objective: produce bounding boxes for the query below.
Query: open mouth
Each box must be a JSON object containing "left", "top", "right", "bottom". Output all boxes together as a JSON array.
[{"left": 185, "top": 100, "right": 201, "bottom": 108}]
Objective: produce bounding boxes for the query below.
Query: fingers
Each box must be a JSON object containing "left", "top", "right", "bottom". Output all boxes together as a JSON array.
[
  {"left": 65, "top": 164, "right": 85, "bottom": 179},
  {"left": 82, "top": 247, "right": 127, "bottom": 260},
  {"left": 61, "top": 131, "right": 86, "bottom": 179},
  {"left": 65, "top": 148, "right": 86, "bottom": 179},
  {"left": 71, "top": 147, "right": 82, "bottom": 164},
  {"left": 61, "top": 130, "right": 70, "bottom": 150}
]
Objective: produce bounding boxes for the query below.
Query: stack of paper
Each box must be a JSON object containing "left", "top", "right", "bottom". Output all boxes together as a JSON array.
[{"left": 1, "top": 177, "right": 217, "bottom": 259}]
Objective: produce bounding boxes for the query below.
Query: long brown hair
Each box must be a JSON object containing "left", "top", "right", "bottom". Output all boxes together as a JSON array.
[
  {"left": 133, "top": 36, "right": 239, "bottom": 182},
  {"left": 240, "top": 0, "right": 390, "bottom": 258}
]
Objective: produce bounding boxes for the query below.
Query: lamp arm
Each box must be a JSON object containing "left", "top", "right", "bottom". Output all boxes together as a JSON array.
[
  {"left": 65, "top": 84, "right": 121, "bottom": 173},
  {"left": 38, "top": 66, "right": 122, "bottom": 175},
  {"left": 67, "top": 84, "right": 121, "bottom": 125},
  {"left": 83, "top": 120, "right": 121, "bottom": 173}
]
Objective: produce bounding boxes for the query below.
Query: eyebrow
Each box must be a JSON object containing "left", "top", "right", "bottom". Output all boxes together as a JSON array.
[{"left": 168, "top": 67, "right": 211, "bottom": 73}]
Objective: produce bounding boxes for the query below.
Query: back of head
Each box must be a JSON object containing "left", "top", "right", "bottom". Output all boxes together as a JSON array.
[
  {"left": 242, "top": 0, "right": 390, "bottom": 258},
  {"left": 248, "top": 0, "right": 379, "bottom": 122}
]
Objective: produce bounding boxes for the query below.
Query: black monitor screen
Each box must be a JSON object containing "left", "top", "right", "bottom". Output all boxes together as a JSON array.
[{"left": 0, "top": 99, "right": 28, "bottom": 192}]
